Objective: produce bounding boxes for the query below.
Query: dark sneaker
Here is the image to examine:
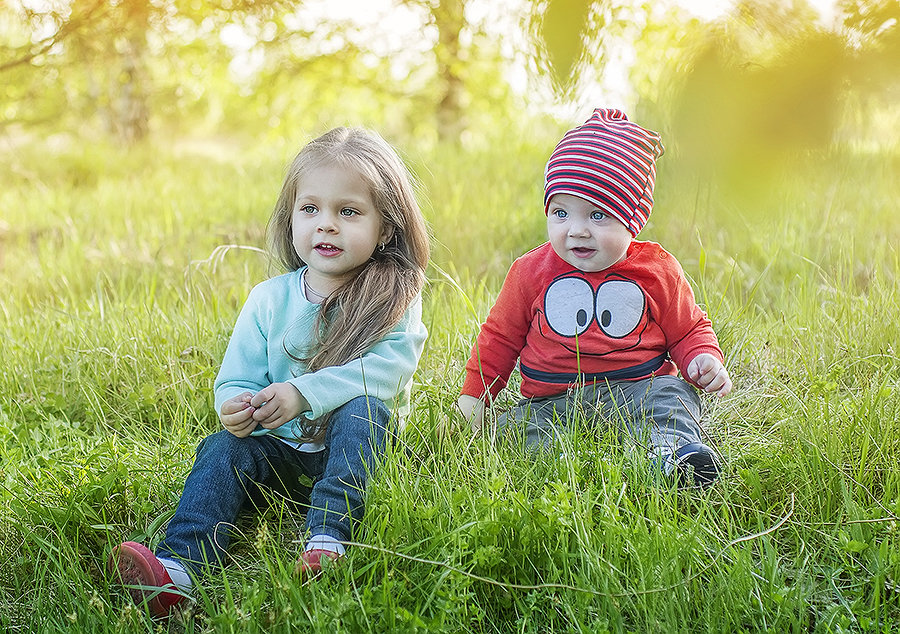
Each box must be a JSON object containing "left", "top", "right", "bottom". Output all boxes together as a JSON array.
[
  {"left": 108, "top": 541, "right": 186, "bottom": 618},
  {"left": 295, "top": 548, "right": 342, "bottom": 581},
  {"left": 671, "top": 442, "right": 721, "bottom": 488}
]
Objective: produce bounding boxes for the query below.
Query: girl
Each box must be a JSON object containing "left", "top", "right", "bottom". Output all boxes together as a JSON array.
[{"left": 109, "top": 127, "right": 430, "bottom": 617}]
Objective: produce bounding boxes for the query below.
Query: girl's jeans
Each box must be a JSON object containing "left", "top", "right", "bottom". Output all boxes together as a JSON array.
[
  {"left": 156, "top": 395, "right": 390, "bottom": 575},
  {"left": 497, "top": 375, "right": 704, "bottom": 459}
]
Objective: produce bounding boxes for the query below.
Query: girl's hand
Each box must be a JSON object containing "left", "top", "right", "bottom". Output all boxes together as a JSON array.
[
  {"left": 686, "top": 353, "right": 733, "bottom": 397},
  {"left": 220, "top": 392, "right": 258, "bottom": 437},
  {"left": 250, "top": 382, "right": 309, "bottom": 430}
]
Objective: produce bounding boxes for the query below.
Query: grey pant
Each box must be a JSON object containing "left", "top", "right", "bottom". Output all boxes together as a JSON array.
[{"left": 497, "top": 375, "right": 704, "bottom": 458}]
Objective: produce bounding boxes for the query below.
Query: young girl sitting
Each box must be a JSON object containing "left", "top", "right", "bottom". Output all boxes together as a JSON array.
[{"left": 109, "top": 127, "right": 430, "bottom": 617}]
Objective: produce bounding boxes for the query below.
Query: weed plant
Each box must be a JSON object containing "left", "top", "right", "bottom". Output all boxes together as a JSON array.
[{"left": 1, "top": 135, "right": 899, "bottom": 632}]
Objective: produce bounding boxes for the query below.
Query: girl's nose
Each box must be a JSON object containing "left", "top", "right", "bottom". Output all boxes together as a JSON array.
[{"left": 316, "top": 212, "right": 338, "bottom": 233}]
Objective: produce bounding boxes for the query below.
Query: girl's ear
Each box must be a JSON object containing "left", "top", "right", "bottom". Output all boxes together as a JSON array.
[{"left": 379, "top": 222, "right": 395, "bottom": 246}]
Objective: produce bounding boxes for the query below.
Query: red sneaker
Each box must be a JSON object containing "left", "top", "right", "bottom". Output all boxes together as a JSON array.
[
  {"left": 295, "top": 548, "right": 342, "bottom": 580},
  {"left": 108, "top": 541, "right": 186, "bottom": 618}
]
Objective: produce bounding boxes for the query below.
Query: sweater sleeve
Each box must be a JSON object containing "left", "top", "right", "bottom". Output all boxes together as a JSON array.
[
  {"left": 213, "top": 284, "right": 273, "bottom": 415},
  {"left": 287, "top": 294, "right": 427, "bottom": 419},
  {"left": 656, "top": 256, "right": 724, "bottom": 384},
  {"left": 460, "top": 258, "right": 534, "bottom": 401}
]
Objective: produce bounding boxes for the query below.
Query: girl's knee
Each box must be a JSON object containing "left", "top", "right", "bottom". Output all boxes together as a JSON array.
[
  {"left": 196, "top": 430, "right": 264, "bottom": 468},
  {"left": 325, "top": 397, "right": 392, "bottom": 461},
  {"left": 340, "top": 395, "right": 389, "bottom": 417},
  {"left": 331, "top": 397, "right": 389, "bottom": 432},
  {"left": 198, "top": 430, "right": 242, "bottom": 453}
]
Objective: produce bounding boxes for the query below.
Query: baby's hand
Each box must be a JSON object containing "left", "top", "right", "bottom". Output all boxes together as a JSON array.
[
  {"left": 250, "top": 382, "right": 308, "bottom": 430},
  {"left": 220, "top": 392, "right": 257, "bottom": 437},
  {"left": 686, "top": 353, "right": 732, "bottom": 397},
  {"left": 457, "top": 395, "right": 486, "bottom": 435}
]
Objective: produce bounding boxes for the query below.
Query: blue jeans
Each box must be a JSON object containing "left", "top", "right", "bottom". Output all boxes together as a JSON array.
[{"left": 156, "top": 395, "right": 390, "bottom": 575}]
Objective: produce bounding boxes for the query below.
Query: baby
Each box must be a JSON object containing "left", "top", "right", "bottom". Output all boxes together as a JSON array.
[{"left": 457, "top": 108, "right": 731, "bottom": 486}]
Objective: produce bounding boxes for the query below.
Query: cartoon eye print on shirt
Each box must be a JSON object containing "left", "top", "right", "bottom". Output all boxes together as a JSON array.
[
  {"left": 594, "top": 280, "right": 645, "bottom": 338},
  {"left": 544, "top": 277, "right": 594, "bottom": 337},
  {"left": 540, "top": 275, "right": 647, "bottom": 354}
]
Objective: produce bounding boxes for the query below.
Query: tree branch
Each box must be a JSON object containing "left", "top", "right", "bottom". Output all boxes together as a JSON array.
[{"left": 0, "top": 0, "right": 109, "bottom": 74}]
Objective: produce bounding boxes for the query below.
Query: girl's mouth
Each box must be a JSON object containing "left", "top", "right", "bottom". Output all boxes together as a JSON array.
[{"left": 314, "top": 243, "right": 342, "bottom": 256}]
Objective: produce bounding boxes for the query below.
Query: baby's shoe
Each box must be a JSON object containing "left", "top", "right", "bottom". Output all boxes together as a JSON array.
[
  {"left": 295, "top": 548, "right": 342, "bottom": 580},
  {"left": 669, "top": 442, "right": 721, "bottom": 488},
  {"left": 108, "top": 541, "right": 186, "bottom": 618}
]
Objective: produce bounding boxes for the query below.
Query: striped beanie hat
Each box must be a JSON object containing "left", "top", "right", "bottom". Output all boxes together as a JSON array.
[{"left": 544, "top": 108, "right": 665, "bottom": 237}]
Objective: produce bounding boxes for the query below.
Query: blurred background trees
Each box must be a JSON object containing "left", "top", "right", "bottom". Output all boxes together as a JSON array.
[
  {"left": 1, "top": 0, "right": 898, "bottom": 155},
  {"left": 1, "top": 0, "right": 518, "bottom": 145}
]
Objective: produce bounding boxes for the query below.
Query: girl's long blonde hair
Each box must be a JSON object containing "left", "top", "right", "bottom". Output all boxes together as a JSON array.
[{"left": 267, "top": 127, "right": 430, "bottom": 440}]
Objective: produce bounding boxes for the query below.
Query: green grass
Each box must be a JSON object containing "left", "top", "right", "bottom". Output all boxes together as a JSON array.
[{"left": 2, "top": 133, "right": 900, "bottom": 633}]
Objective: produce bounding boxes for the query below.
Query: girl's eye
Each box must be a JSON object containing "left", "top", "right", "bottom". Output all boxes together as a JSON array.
[
  {"left": 340, "top": 208, "right": 358, "bottom": 217},
  {"left": 300, "top": 205, "right": 317, "bottom": 214}
]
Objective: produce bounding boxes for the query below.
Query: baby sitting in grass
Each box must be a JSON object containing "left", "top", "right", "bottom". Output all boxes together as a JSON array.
[{"left": 457, "top": 108, "right": 731, "bottom": 487}]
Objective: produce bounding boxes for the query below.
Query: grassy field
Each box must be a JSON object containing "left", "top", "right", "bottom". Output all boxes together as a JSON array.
[{"left": 1, "top": 130, "right": 899, "bottom": 633}]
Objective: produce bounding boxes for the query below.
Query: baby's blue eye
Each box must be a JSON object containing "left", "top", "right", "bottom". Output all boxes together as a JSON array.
[
  {"left": 552, "top": 208, "right": 567, "bottom": 219},
  {"left": 591, "top": 211, "right": 607, "bottom": 221}
]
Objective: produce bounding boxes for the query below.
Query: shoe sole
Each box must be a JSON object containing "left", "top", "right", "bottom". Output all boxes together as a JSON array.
[
  {"left": 674, "top": 443, "right": 721, "bottom": 488},
  {"left": 108, "top": 541, "right": 182, "bottom": 618}
]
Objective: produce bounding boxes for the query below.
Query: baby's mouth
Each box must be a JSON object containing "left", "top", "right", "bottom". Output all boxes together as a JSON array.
[{"left": 571, "top": 247, "right": 596, "bottom": 257}]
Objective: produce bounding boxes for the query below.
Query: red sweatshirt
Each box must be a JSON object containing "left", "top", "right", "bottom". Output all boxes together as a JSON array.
[{"left": 461, "top": 241, "right": 724, "bottom": 401}]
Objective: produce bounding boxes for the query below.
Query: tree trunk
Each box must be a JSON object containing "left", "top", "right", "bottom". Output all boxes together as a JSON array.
[
  {"left": 114, "top": 1, "right": 150, "bottom": 144},
  {"left": 433, "top": 0, "right": 466, "bottom": 143}
]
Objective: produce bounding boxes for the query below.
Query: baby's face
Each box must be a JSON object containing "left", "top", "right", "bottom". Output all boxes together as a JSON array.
[{"left": 546, "top": 194, "right": 632, "bottom": 272}]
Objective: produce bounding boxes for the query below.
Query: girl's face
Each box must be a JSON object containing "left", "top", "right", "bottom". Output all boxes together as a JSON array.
[{"left": 291, "top": 162, "right": 392, "bottom": 296}]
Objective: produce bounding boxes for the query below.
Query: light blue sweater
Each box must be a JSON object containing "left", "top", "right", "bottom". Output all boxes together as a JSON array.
[{"left": 213, "top": 267, "right": 427, "bottom": 443}]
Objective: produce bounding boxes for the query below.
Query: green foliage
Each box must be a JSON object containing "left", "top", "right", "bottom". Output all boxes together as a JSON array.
[
  {"left": 533, "top": 0, "right": 596, "bottom": 93},
  {"left": 0, "top": 0, "right": 527, "bottom": 148},
  {"left": 2, "top": 124, "right": 900, "bottom": 632},
  {"left": 632, "top": 0, "right": 900, "bottom": 204}
]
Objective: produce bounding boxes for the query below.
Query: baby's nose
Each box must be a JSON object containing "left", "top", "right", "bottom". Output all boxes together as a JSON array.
[{"left": 568, "top": 221, "right": 590, "bottom": 236}]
